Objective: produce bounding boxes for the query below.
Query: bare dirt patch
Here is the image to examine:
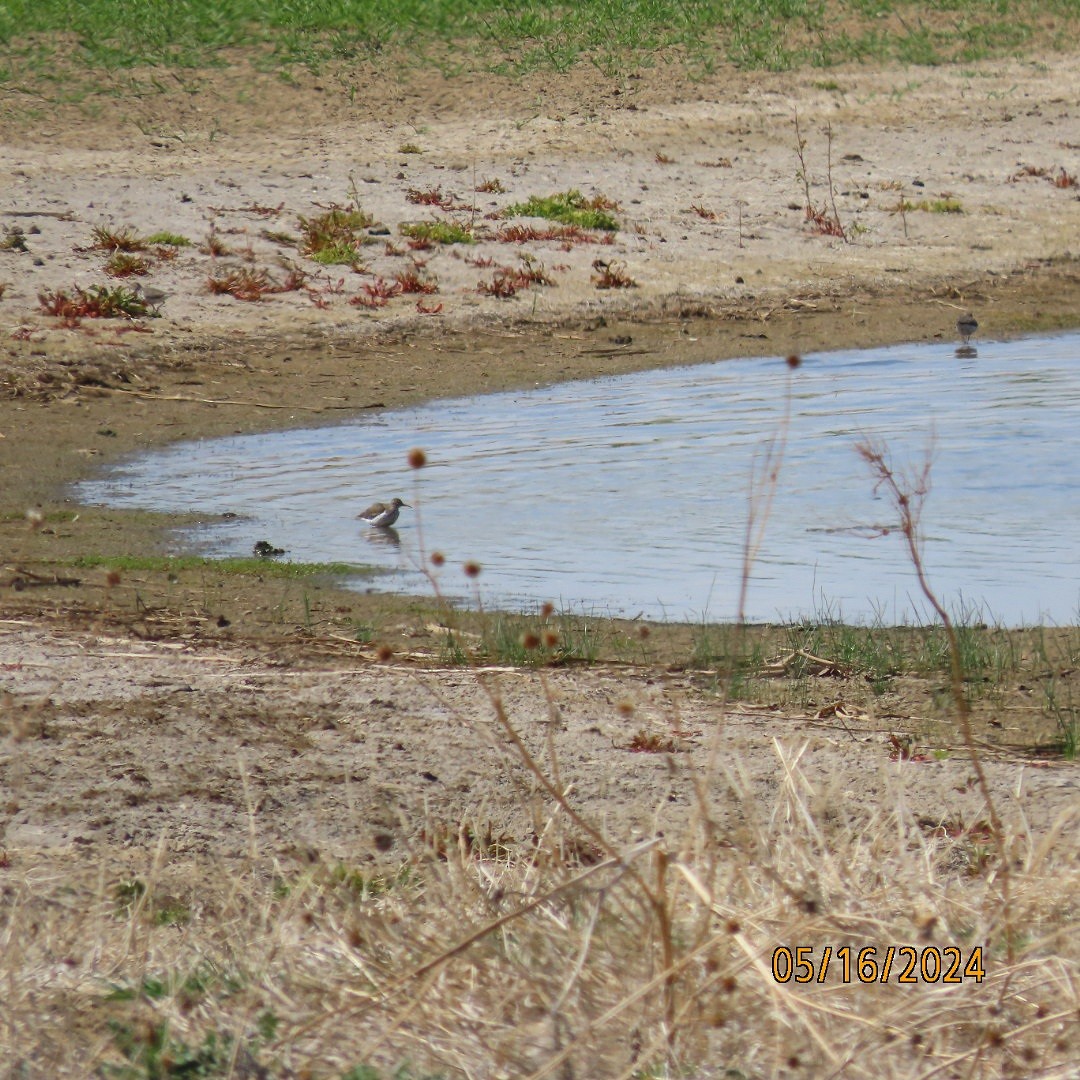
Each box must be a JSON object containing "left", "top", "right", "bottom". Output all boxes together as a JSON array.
[{"left": 1, "top": 51, "right": 1078, "bottom": 1078}]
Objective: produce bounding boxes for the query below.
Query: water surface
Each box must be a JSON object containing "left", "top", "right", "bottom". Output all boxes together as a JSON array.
[{"left": 78, "top": 333, "right": 1080, "bottom": 625}]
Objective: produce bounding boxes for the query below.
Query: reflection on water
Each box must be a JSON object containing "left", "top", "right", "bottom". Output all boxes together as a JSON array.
[{"left": 77, "top": 333, "right": 1080, "bottom": 625}]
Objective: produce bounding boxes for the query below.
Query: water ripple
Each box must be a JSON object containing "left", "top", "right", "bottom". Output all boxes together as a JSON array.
[{"left": 76, "top": 333, "right": 1080, "bottom": 625}]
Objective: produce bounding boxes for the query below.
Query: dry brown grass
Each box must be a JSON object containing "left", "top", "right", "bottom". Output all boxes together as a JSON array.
[{"left": 1, "top": 720, "right": 1075, "bottom": 1078}]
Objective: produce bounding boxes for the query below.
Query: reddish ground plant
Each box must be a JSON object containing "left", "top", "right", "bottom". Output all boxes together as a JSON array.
[
  {"left": 88, "top": 225, "right": 147, "bottom": 253},
  {"left": 804, "top": 205, "right": 846, "bottom": 237},
  {"left": 237, "top": 201, "right": 286, "bottom": 217},
  {"left": 406, "top": 186, "right": 450, "bottom": 207},
  {"left": 689, "top": 203, "right": 724, "bottom": 222},
  {"left": 206, "top": 267, "right": 275, "bottom": 301},
  {"left": 475, "top": 177, "right": 506, "bottom": 193},
  {"left": 626, "top": 729, "right": 678, "bottom": 753},
  {"left": 279, "top": 267, "right": 310, "bottom": 292},
  {"left": 1010, "top": 164, "right": 1077, "bottom": 187},
  {"left": 477, "top": 272, "right": 520, "bottom": 298},
  {"left": 104, "top": 252, "right": 152, "bottom": 277},
  {"left": 477, "top": 258, "right": 556, "bottom": 298},
  {"left": 393, "top": 268, "right": 439, "bottom": 294},
  {"left": 205, "top": 264, "right": 306, "bottom": 301},
  {"left": 794, "top": 110, "right": 847, "bottom": 241},
  {"left": 591, "top": 259, "right": 637, "bottom": 289},
  {"left": 350, "top": 277, "right": 402, "bottom": 308},
  {"left": 495, "top": 223, "right": 614, "bottom": 246},
  {"left": 201, "top": 231, "right": 230, "bottom": 257},
  {"left": 38, "top": 284, "right": 150, "bottom": 320}
]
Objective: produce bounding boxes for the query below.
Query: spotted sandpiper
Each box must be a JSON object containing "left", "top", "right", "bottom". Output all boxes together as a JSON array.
[
  {"left": 358, "top": 497, "right": 409, "bottom": 528},
  {"left": 957, "top": 312, "right": 978, "bottom": 344}
]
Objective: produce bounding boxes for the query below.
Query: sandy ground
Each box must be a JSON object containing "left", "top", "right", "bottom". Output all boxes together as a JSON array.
[{"left": 1, "top": 48, "right": 1079, "bottom": 1077}]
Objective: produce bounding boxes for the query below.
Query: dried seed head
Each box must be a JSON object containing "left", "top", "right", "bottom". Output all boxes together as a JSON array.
[
  {"left": 376, "top": 644, "right": 393, "bottom": 662},
  {"left": 542, "top": 629, "right": 559, "bottom": 649},
  {"left": 540, "top": 601, "right": 555, "bottom": 619},
  {"left": 786, "top": 353, "right": 802, "bottom": 369},
  {"left": 637, "top": 624, "right": 650, "bottom": 639},
  {"left": 521, "top": 631, "right": 541, "bottom": 650},
  {"left": 463, "top": 561, "right": 481, "bottom": 578},
  {"left": 725, "top": 918, "right": 741, "bottom": 935},
  {"left": 407, "top": 447, "right": 427, "bottom": 469},
  {"left": 430, "top": 551, "right": 445, "bottom": 567},
  {"left": 106, "top": 570, "right": 121, "bottom": 588},
  {"left": 617, "top": 700, "right": 635, "bottom": 717}
]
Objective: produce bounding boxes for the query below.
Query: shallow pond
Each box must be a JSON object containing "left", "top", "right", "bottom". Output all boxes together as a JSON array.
[{"left": 78, "top": 332, "right": 1080, "bottom": 626}]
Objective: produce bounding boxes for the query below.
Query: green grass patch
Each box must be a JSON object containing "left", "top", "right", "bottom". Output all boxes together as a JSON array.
[
  {"left": 143, "top": 231, "right": 192, "bottom": 246},
  {"left": 311, "top": 241, "right": 367, "bottom": 266},
  {"left": 399, "top": 219, "right": 476, "bottom": 245},
  {"left": 106, "top": 1021, "right": 239, "bottom": 1079},
  {"left": 4, "top": 1, "right": 1074, "bottom": 100},
  {"left": 503, "top": 190, "right": 619, "bottom": 231},
  {"left": 71, "top": 554, "right": 358, "bottom": 579},
  {"left": 901, "top": 197, "right": 964, "bottom": 213},
  {"left": 298, "top": 205, "right": 374, "bottom": 266}
]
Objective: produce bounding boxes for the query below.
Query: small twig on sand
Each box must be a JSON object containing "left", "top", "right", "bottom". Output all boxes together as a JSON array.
[{"left": 98, "top": 386, "right": 377, "bottom": 411}]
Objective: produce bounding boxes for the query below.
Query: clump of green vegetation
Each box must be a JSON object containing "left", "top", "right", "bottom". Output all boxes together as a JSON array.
[
  {"left": 298, "top": 205, "right": 374, "bottom": 266},
  {"left": 85, "top": 226, "right": 189, "bottom": 278},
  {"left": 503, "top": 189, "right": 619, "bottom": 231},
  {"left": 106, "top": 1021, "right": 242, "bottom": 1079},
  {"left": 143, "top": 231, "right": 191, "bottom": 246},
  {"left": 399, "top": 219, "right": 477, "bottom": 245},
  {"left": 901, "top": 197, "right": 963, "bottom": 213}
]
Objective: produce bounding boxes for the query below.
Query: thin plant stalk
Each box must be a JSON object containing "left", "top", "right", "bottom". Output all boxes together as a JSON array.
[{"left": 855, "top": 436, "right": 1012, "bottom": 958}]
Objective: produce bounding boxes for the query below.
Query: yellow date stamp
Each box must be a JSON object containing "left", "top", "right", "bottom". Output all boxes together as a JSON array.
[{"left": 772, "top": 945, "right": 985, "bottom": 985}]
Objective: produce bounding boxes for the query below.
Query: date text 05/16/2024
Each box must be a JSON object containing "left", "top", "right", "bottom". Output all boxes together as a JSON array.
[{"left": 772, "top": 945, "right": 985, "bottom": 985}]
